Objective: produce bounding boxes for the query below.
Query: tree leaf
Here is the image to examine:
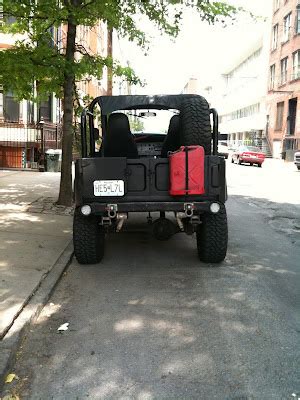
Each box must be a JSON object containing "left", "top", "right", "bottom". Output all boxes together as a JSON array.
[{"left": 5, "top": 373, "right": 18, "bottom": 383}]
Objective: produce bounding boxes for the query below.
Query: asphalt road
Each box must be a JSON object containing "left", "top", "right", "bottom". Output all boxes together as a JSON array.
[{"left": 3, "top": 160, "right": 300, "bottom": 400}]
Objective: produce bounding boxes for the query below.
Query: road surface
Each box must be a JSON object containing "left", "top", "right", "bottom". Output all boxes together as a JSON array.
[{"left": 2, "top": 159, "right": 300, "bottom": 399}]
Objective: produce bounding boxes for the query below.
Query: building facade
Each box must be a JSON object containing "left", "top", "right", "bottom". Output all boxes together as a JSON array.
[
  {"left": 75, "top": 22, "right": 107, "bottom": 100},
  {"left": 266, "top": 0, "right": 300, "bottom": 159},
  {"left": 0, "top": 26, "right": 60, "bottom": 168},
  {"left": 218, "top": 31, "right": 272, "bottom": 153},
  {"left": 0, "top": 19, "right": 107, "bottom": 169},
  {"left": 182, "top": 78, "right": 198, "bottom": 95}
]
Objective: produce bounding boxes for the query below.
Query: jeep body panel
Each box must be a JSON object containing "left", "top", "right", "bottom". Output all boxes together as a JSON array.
[{"left": 74, "top": 155, "right": 226, "bottom": 212}]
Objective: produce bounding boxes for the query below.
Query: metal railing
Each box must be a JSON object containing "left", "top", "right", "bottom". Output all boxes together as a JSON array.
[{"left": 0, "top": 122, "right": 62, "bottom": 169}]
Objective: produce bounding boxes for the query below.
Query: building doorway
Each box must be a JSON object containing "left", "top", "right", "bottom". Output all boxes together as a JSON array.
[{"left": 288, "top": 98, "right": 297, "bottom": 136}]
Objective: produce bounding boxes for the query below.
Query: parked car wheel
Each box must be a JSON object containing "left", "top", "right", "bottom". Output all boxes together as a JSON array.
[
  {"left": 196, "top": 204, "right": 228, "bottom": 263},
  {"left": 297, "top": 166, "right": 300, "bottom": 171},
  {"left": 179, "top": 97, "right": 211, "bottom": 155},
  {"left": 231, "top": 157, "right": 234, "bottom": 163},
  {"left": 257, "top": 163, "right": 262, "bottom": 168},
  {"left": 73, "top": 208, "right": 105, "bottom": 264},
  {"left": 238, "top": 158, "right": 242, "bottom": 165}
]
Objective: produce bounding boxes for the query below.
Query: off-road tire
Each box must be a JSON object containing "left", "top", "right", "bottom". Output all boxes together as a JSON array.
[
  {"left": 196, "top": 204, "right": 228, "bottom": 263},
  {"left": 179, "top": 97, "right": 211, "bottom": 155},
  {"left": 73, "top": 208, "right": 105, "bottom": 264}
]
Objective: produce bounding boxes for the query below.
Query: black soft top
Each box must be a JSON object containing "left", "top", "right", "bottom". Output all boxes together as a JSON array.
[{"left": 90, "top": 94, "right": 206, "bottom": 115}]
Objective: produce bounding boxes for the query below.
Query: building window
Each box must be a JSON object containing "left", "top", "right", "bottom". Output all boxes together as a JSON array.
[
  {"left": 39, "top": 96, "right": 52, "bottom": 122},
  {"left": 288, "top": 98, "right": 297, "bottom": 135},
  {"left": 269, "top": 64, "right": 276, "bottom": 89},
  {"left": 280, "top": 57, "right": 288, "bottom": 84},
  {"left": 49, "top": 26, "right": 62, "bottom": 48},
  {"left": 292, "top": 50, "right": 300, "bottom": 80},
  {"left": 296, "top": 6, "right": 300, "bottom": 34},
  {"left": 271, "top": 24, "right": 279, "bottom": 50},
  {"left": 274, "top": 0, "right": 280, "bottom": 12},
  {"left": 0, "top": 92, "right": 3, "bottom": 118},
  {"left": 3, "top": 92, "right": 20, "bottom": 122},
  {"left": 275, "top": 102, "right": 284, "bottom": 130},
  {"left": 0, "top": 3, "right": 16, "bottom": 25},
  {"left": 220, "top": 103, "right": 261, "bottom": 122},
  {"left": 27, "top": 101, "right": 34, "bottom": 124},
  {"left": 283, "top": 13, "right": 291, "bottom": 42}
]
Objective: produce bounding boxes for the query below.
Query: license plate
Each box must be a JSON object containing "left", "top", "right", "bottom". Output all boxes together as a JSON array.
[{"left": 93, "top": 180, "right": 124, "bottom": 196}]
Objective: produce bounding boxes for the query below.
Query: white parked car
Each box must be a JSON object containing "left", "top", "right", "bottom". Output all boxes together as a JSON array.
[
  {"left": 294, "top": 150, "right": 300, "bottom": 170},
  {"left": 218, "top": 142, "right": 229, "bottom": 159}
]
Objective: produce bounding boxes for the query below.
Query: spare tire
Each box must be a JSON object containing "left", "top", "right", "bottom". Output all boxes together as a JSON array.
[{"left": 179, "top": 96, "right": 211, "bottom": 155}]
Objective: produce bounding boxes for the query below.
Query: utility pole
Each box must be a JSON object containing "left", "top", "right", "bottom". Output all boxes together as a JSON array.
[
  {"left": 107, "top": 27, "right": 113, "bottom": 95},
  {"left": 126, "top": 61, "right": 132, "bottom": 95}
]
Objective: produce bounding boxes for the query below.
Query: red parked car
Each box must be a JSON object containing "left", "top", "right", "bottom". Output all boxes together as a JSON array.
[{"left": 231, "top": 146, "right": 265, "bottom": 167}]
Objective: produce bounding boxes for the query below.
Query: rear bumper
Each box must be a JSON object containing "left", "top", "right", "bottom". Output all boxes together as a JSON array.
[
  {"left": 87, "top": 201, "right": 217, "bottom": 214},
  {"left": 240, "top": 157, "right": 264, "bottom": 164}
]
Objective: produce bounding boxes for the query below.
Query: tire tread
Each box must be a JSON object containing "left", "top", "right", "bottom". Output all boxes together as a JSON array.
[
  {"left": 196, "top": 204, "right": 228, "bottom": 263},
  {"left": 179, "top": 97, "right": 211, "bottom": 154},
  {"left": 73, "top": 208, "right": 105, "bottom": 264}
]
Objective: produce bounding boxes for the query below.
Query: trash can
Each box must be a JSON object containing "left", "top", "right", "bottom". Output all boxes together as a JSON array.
[{"left": 45, "top": 149, "right": 62, "bottom": 172}]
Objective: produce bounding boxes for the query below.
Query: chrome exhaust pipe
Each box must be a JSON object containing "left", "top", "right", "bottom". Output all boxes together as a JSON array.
[
  {"left": 176, "top": 212, "right": 185, "bottom": 231},
  {"left": 116, "top": 213, "right": 127, "bottom": 232}
]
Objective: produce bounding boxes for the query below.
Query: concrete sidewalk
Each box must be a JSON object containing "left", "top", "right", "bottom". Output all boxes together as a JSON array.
[{"left": 0, "top": 170, "right": 73, "bottom": 378}]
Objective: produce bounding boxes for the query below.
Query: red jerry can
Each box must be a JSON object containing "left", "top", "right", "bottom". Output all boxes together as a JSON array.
[{"left": 169, "top": 146, "right": 205, "bottom": 196}]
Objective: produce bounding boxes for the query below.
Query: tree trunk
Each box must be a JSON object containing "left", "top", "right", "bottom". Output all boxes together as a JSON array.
[
  {"left": 57, "top": 20, "right": 77, "bottom": 206},
  {"left": 107, "top": 27, "right": 113, "bottom": 95}
]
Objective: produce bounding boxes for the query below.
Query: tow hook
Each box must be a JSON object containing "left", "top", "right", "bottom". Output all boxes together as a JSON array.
[
  {"left": 184, "top": 203, "right": 194, "bottom": 217},
  {"left": 106, "top": 204, "right": 118, "bottom": 219}
]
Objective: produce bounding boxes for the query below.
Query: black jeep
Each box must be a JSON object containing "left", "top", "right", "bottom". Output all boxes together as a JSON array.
[{"left": 73, "top": 94, "right": 228, "bottom": 265}]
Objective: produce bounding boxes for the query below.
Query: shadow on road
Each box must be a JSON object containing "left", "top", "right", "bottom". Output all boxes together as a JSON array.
[{"left": 1, "top": 193, "right": 299, "bottom": 399}]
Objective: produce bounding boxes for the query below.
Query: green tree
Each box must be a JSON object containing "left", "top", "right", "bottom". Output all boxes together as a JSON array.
[
  {"left": 0, "top": 0, "right": 240, "bottom": 206},
  {"left": 128, "top": 116, "right": 145, "bottom": 133}
]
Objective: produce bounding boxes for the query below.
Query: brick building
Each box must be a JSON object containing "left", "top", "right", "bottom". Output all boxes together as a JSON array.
[
  {"left": 266, "top": 0, "right": 300, "bottom": 159},
  {"left": 0, "top": 18, "right": 107, "bottom": 168}
]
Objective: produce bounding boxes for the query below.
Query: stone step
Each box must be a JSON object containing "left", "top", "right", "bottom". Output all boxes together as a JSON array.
[{"left": 256, "top": 138, "right": 273, "bottom": 158}]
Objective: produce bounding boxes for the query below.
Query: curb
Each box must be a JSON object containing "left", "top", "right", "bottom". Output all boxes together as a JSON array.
[{"left": 0, "top": 241, "right": 74, "bottom": 388}]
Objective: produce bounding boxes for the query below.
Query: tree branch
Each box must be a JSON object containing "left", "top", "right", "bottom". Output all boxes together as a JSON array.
[{"left": 79, "top": 0, "right": 98, "bottom": 10}]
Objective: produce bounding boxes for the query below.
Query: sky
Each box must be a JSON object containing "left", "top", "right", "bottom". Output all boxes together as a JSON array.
[{"left": 115, "top": 0, "right": 272, "bottom": 95}]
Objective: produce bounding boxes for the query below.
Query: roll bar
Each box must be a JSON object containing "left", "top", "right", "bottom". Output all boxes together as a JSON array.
[{"left": 80, "top": 102, "right": 219, "bottom": 158}]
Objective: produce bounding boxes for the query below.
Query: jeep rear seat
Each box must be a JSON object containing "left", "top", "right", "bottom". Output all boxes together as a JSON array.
[{"left": 103, "top": 113, "right": 138, "bottom": 158}]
